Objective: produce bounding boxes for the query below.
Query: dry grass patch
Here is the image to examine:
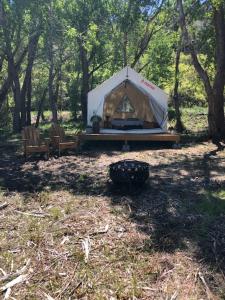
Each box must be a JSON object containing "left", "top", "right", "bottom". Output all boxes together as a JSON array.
[
  {"left": 1, "top": 142, "right": 225, "bottom": 299},
  {"left": 0, "top": 190, "right": 223, "bottom": 299}
]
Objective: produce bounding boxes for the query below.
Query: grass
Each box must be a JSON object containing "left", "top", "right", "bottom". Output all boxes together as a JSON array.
[
  {"left": 181, "top": 106, "right": 208, "bottom": 132},
  {"left": 168, "top": 105, "right": 208, "bottom": 134},
  {"left": 1, "top": 141, "right": 225, "bottom": 298},
  {"left": 196, "top": 189, "right": 225, "bottom": 217},
  {"left": 0, "top": 191, "right": 210, "bottom": 299}
]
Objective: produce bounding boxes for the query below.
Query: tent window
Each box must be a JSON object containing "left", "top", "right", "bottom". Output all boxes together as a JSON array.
[{"left": 116, "top": 95, "right": 135, "bottom": 113}]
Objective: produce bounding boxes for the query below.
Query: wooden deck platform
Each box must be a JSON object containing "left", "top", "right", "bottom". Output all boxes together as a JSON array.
[{"left": 79, "top": 132, "right": 180, "bottom": 143}]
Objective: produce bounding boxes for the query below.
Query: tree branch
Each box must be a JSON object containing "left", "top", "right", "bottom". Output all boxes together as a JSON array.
[
  {"left": 131, "top": 0, "right": 165, "bottom": 68},
  {"left": 176, "top": 0, "right": 212, "bottom": 96},
  {"left": 89, "top": 60, "right": 110, "bottom": 77}
]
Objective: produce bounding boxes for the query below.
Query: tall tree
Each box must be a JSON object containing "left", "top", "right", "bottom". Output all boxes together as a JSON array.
[
  {"left": 20, "top": 30, "right": 40, "bottom": 126},
  {"left": 177, "top": 0, "right": 225, "bottom": 146},
  {"left": 46, "top": 0, "right": 58, "bottom": 123},
  {"left": 1, "top": 1, "right": 22, "bottom": 132},
  {"left": 173, "top": 37, "right": 184, "bottom": 132},
  {"left": 66, "top": 0, "right": 111, "bottom": 124},
  {"left": 0, "top": 0, "right": 44, "bottom": 131}
]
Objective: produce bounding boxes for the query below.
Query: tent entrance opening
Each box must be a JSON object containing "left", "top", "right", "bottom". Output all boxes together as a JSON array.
[{"left": 103, "top": 80, "right": 159, "bottom": 130}]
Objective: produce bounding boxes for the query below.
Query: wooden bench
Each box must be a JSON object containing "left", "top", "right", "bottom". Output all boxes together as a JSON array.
[{"left": 22, "top": 126, "right": 50, "bottom": 160}]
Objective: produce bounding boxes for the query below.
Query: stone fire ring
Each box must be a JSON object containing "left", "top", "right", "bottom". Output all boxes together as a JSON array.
[{"left": 109, "top": 159, "right": 149, "bottom": 185}]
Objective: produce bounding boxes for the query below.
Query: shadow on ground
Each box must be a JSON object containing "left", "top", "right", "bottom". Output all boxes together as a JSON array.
[{"left": 1, "top": 142, "right": 225, "bottom": 278}]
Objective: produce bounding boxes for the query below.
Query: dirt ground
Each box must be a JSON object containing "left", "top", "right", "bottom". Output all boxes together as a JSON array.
[{"left": 1, "top": 141, "right": 225, "bottom": 299}]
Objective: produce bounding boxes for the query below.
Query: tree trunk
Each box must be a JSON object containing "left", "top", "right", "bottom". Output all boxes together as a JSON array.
[
  {"left": 20, "top": 32, "right": 40, "bottom": 127},
  {"left": 123, "top": 31, "right": 128, "bottom": 67},
  {"left": 53, "top": 63, "right": 62, "bottom": 108},
  {"left": 4, "top": 41, "right": 21, "bottom": 132},
  {"left": 0, "top": 47, "right": 28, "bottom": 111},
  {"left": 0, "top": 77, "right": 11, "bottom": 111},
  {"left": 79, "top": 42, "right": 89, "bottom": 125},
  {"left": 48, "top": 0, "right": 58, "bottom": 123},
  {"left": 26, "top": 75, "right": 32, "bottom": 125},
  {"left": 9, "top": 61, "right": 21, "bottom": 133},
  {"left": 41, "top": 112, "right": 46, "bottom": 122},
  {"left": 35, "top": 88, "right": 47, "bottom": 128},
  {"left": 1, "top": 2, "right": 24, "bottom": 132},
  {"left": 48, "top": 57, "right": 58, "bottom": 123},
  {"left": 173, "top": 44, "right": 184, "bottom": 132},
  {"left": 211, "top": 4, "right": 225, "bottom": 143}
]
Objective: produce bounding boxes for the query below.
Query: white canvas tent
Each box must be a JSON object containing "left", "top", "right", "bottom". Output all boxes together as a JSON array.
[{"left": 87, "top": 66, "right": 168, "bottom": 134}]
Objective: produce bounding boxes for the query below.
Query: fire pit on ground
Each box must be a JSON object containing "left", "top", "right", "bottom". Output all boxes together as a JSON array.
[{"left": 109, "top": 159, "right": 149, "bottom": 185}]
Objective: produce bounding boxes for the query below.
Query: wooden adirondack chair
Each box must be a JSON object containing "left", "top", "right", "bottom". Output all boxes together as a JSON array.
[
  {"left": 22, "top": 126, "right": 50, "bottom": 160},
  {"left": 49, "top": 123, "right": 79, "bottom": 156}
]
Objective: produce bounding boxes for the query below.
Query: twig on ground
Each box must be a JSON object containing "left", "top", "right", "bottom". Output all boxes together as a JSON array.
[
  {"left": 60, "top": 236, "right": 70, "bottom": 245},
  {"left": 42, "top": 291, "right": 55, "bottom": 300},
  {"left": 0, "top": 202, "right": 8, "bottom": 210},
  {"left": 198, "top": 271, "right": 216, "bottom": 300},
  {"left": 0, "top": 269, "right": 7, "bottom": 277},
  {"left": 142, "top": 287, "right": 158, "bottom": 291},
  {"left": 3, "top": 287, "right": 11, "bottom": 299},
  {"left": 15, "top": 210, "right": 50, "bottom": 218},
  {"left": 170, "top": 291, "right": 178, "bottom": 300},
  {"left": 1, "top": 274, "right": 28, "bottom": 292},
  {"left": 90, "top": 224, "right": 109, "bottom": 236},
  {"left": 0, "top": 259, "right": 31, "bottom": 283},
  {"left": 82, "top": 237, "right": 91, "bottom": 263}
]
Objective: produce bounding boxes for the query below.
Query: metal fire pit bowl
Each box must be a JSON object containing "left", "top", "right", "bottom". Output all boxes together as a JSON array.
[{"left": 109, "top": 159, "right": 149, "bottom": 185}]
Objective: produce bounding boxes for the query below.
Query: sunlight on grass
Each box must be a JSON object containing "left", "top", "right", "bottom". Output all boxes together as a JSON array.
[{"left": 196, "top": 189, "right": 225, "bottom": 216}]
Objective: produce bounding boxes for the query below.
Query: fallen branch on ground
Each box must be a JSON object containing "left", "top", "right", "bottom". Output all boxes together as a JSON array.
[
  {"left": 198, "top": 271, "right": 216, "bottom": 300},
  {"left": 42, "top": 292, "right": 55, "bottom": 300},
  {"left": 90, "top": 224, "right": 109, "bottom": 236},
  {"left": 0, "top": 259, "right": 31, "bottom": 283},
  {"left": 3, "top": 287, "right": 11, "bottom": 299},
  {"left": 15, "top": 210, "right": 50, "bottom": 218},
  {"left": 1, "top": 274, "right": 28, "bottom": 292},
  {"left": 0, "top": 202, "right": 8, "bottom": 210},
  {"left": 82, "top": 237, "right": 91, "bottom": 263}
]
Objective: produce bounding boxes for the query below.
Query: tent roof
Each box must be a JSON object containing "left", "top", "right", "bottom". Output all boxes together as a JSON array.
[{"left": 88, "top": 66, "right": 168, "bottom": 108}]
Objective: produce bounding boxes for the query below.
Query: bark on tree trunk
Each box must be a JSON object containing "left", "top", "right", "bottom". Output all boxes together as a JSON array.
[
  {"left": 20, "top": 32, "right": 40, "bottom": 127},
  {"left": 0, "top": 47, "right": 28, "bottom": 111},
  {"left": 173, "top": 43, "right": 184, "bottom": 132},
  {"left": 48, "top": 58, "right": 58, "bottom": 123},
  {"left": 35, "top": 88, "right": 47, "bottom": 128},
  {"left": 26, "top": 75, "right": 32, "bottom": 126},
  {"left": 0, "top": 77, "right": 11, "bottom": 111},
  {"left": 9, "top": 60, "right": 21, "bottom": 133},
  {"left": 4, "top": 39, "right": 22, "bottom": 132},
  {"left": 123, "top": 31, "right": 128, "bottom": 67},
  {"left": 79, "top": 42, "right": 89, "bottom": 125},
  {"left": 48, "top": 0, "right": 58, "bottom": 123},
  {"left": 1, "top": 5, "right": 21, "bottom": 132}
]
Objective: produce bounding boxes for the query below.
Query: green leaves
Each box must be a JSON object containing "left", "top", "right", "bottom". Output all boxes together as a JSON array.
[{"left": 66, "top": 27, "right": 78, "bottom": 39}]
